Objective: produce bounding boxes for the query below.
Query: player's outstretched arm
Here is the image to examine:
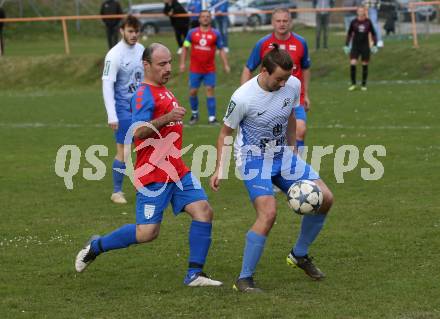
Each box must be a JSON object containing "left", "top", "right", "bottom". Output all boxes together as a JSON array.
[
  {"left": 240, "top": 66, "right": 253, "bottom": 85},
  {"left": 134, "top": 107, "right": 186, "bottom": 139},
  {"left": 210, "top": 124, "right": 234, "bottom": 191}
]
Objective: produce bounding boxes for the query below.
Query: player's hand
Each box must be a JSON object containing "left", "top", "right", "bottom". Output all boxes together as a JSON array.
[
  {"left": 109, "top": 122, "right": 119, "bottom": 130},
  {"left": 370, "top": 46, "right": 378, "bottom": 54},
  {"left": 224, "top": 65, "right": 231, "bottom": 74},
  {"left": 179, "top": 63, "right": 185, "bottom": 73},
  {"left": 166, "top": 106, "right": 186, "bottom": 122},
  {"left": 343, "top": 46, "right": 350, "bottom": 55},
  {"left": 209, "top": 171, "right": 221, "bottom": 192},
  {"left": 304, "top": 96, "right": 311, "bottom": 112}
]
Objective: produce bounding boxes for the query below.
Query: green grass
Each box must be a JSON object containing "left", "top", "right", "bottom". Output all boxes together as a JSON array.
[{"left": 1, "top": 30, "right": 440, "bottom": 318}]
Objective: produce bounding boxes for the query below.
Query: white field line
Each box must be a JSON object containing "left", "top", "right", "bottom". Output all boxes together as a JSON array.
[
  {"left": 0, "top": 122, "right": 435, "bottom": 130},
  {"left": 0, "top": 79, "right": 439, "bottom": 98}
]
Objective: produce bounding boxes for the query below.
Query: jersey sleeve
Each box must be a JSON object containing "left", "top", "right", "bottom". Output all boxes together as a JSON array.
[
  {"left": 245, "top": 39, "right": 265, "bottom": 71},
  {"left": 299, "top": 37, "right": 311, "bottom": 69},
  {"left": 368, "top": 19, "right": 378, "bottom": 45},
  {"left": 183, "top": 29, "right": 194, "bottom": 47},
  {"left": 102, "top": 50, "right": 119, "bottom": 82},
  {"left": 223, "top": 93, "right": 247, "bottom": 129},
  {"left": 286, "top": 76, "right": 301, "bottom": 110},
  {"left": 214, "top": 29, "right": 224, "bottom": 49},
  {"left": 131, "top": 87, "right": 155, "bottom": 123}
]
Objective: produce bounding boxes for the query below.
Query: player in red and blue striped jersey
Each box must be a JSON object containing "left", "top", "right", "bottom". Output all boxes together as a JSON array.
[
  {"left": 179, "top": 10, "right": 230, "bottom": 125},
  {"left": 241, "top": 8, "right": 311, "bottom": 150},
  {"left": 75, "top": 43, "right": 222, "bottom": 287}
]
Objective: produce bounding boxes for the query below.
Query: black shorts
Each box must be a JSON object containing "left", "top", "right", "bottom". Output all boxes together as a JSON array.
[{"left": 350, "top": 46, "right": 370, "bottom": 62}]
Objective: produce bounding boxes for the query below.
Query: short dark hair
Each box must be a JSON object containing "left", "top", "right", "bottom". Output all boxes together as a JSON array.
[
  {"left": 261, "top": 43, "right": 294, "bottom": 74},
  {"left": 120, "top": 15, "right": 141, "bottom": 31}
]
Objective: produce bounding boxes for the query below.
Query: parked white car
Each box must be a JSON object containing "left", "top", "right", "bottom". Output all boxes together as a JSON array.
[
  {"left": 128, "top": 1, "right": 188, "bottom": 35},
  {"left": 228, "top": 0, "right": 264, "bottom": 26}
]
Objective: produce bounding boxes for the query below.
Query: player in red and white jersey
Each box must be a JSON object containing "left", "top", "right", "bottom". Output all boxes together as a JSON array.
[
  {"left": 180, "top": 10, "right": 230, "bottom": 125},
  {"left": 241, "top": 8, "right": 311, "bottom": 150},
  {"left": 75, "top": 43, "right": 223, "bottom": 288}
]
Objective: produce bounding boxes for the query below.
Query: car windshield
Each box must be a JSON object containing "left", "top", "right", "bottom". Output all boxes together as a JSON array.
[{"left": 234, "top": 0, "right": 251, "bottom": 8}]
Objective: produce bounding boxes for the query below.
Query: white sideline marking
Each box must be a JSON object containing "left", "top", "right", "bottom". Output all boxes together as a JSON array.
[
  {"left": 319, "top": 79, "right": 440, "bottom": 86},
  {"left": 0, "top": 122, "right": 435, "bottom": 130}
]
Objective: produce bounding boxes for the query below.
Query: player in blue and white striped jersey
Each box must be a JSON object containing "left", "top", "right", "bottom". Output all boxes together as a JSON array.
[{"left": 210, "top": 44, "right": 334, "bottom": 292}]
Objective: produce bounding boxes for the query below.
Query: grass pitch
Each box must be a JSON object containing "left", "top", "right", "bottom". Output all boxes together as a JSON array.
[{"left": 0, "top": 29, "right": 440, "bottom": 318}]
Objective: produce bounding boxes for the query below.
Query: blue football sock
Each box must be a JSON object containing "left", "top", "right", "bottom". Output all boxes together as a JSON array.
[
  {"left": 112, "top": 159, "right": 126, "bottom": 193},
  {"left": 207, "top": 96, "right": 216, "bottom": 118},
  {"left": 91, "top": 224, "right": 137, "bottom": 256},
  {"left": 239, "top": 231, "right": 267, "bottom": 279},
  {"left": 187, "top": 220, "right": 212, "bottom": 278},
  {"left": 293, "top": 214, "right": 326, "bottom": 257},
  {"left": 296, "top": 140, "right": 305, "bottom": 149},
  {"left": 189, "top": 95, "right": 199, "bottom": 114}
]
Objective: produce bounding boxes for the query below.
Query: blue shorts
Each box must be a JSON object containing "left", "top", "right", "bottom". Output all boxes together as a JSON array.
[
  {"left": 189, "top": 72, "right": 216, "bottom": 89},
  {"left": 294, "top": 105, "right": 307, "bottom": 122},
  {"left": 114, "top": 119, "right": 132, "bottom": 145},
  {"left": 239, "top": 153, "right": 320, "bottom": 202},
  {"left": 135, "top": 172, "right": 208, "bottom": 224}
]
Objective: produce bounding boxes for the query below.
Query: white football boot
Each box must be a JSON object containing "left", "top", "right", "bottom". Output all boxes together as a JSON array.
[
  {"left": 184, "top": 272, "right": 223, "bottom": 287},
  {"left": 75, "top": 235, "right": 100, "bottom": 273},
  {"left": 110, "top": 192, "right": 127, "bottom": 204}
]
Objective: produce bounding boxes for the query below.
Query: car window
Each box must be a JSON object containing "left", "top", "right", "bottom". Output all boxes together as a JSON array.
[
  {"left": 141, "top": 8, "right": 163, "bottom": 14},
  {"left": 248, "top": 1, "right": 258, "bottom": 7},
  {"left": 267, "top": 0, "right": 288, "bottom": 6}
]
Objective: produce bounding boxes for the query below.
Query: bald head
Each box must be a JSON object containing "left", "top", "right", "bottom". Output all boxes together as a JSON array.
[
  {"left": 142, "top": 43, "right": 172, "bottom": 86},
  {"left": 142, "top": 43, "right": 171, "bottom": 63}
]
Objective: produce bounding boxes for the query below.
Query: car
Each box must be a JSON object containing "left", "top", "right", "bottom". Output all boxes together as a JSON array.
[
  {"left": 128, "top": 1, "right": 188, "bottom": 35},
  {"left": 380, "top": 0, "right": 437, "bottom": 22},
  {"left": 229, "top": 0, "right": 298, "bottom": 27},
  {"left": 228, "top": 1, "right": 264, "bottom": 26}
]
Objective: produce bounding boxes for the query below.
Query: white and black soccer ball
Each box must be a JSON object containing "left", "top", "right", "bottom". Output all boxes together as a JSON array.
[{"left": 287, "top": 180, "right": 323, "bottom": 215}]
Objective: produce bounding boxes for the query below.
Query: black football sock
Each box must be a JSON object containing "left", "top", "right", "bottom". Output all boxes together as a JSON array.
[
  {"left": 350, "top": 65, "right": 356, "bottom": 85},
  {"left": 362, "top": 64, "right": 368, "bottom": 86}
]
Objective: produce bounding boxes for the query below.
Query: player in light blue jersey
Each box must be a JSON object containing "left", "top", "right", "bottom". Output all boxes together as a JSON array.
[
  {"left": 102, "top": 15, "right": 145, "bottom": 204},
  {"left": 210, "top": 44, "right": 334, "bottom": 292}
]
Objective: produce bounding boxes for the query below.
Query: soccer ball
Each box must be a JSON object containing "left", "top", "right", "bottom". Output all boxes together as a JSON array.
[{"left": 287, "top": 180, "right": 323, "bottom": 215}]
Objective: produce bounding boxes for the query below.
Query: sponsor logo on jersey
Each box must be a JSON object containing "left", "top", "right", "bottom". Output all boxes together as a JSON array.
[
  {"left": 273, "top": 123, "right": 283, "bottom": 137},
  {"left": 289, "top": 44, "right": 296, "bottom": 51},
  {"left": 283, "top": 98, "right": 292, "bottom": 108},
  {"left": 166, "top": 120, "right": 184, "bottom": 127}
]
